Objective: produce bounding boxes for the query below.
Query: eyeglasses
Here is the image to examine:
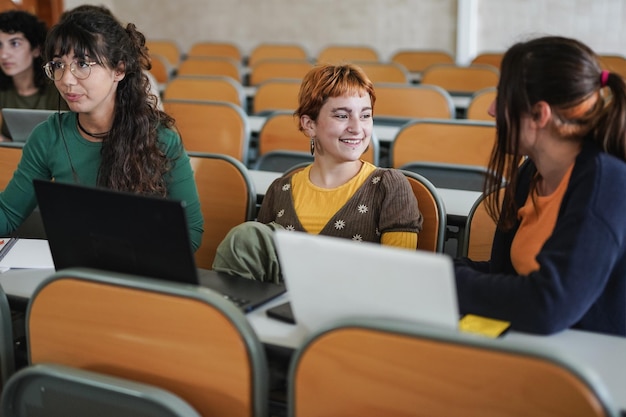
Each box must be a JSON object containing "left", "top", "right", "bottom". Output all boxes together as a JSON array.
[{"left": 43, "top": 60, "right": 99, "bottom": 81}]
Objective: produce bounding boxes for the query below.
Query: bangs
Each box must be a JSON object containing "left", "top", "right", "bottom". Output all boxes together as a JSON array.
[{"left": 45, "top": 21, "right": 106, "bottom": 64}]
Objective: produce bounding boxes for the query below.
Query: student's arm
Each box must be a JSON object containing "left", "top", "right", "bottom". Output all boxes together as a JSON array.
[
  {"left": 160, "top": 129, "right": 204, "bottom": 252},
  {"left": 377, "top": 169, "right": 422, "bottom": 249}
]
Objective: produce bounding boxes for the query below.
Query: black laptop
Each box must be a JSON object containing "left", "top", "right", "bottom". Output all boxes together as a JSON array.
[{"left": 33, "top": 179, "right": 285, "bottom": 312}]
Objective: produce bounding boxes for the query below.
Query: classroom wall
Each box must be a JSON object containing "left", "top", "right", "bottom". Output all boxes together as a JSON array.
[{"left": 64, "top": 0, "right": 626, "bottom": 60}]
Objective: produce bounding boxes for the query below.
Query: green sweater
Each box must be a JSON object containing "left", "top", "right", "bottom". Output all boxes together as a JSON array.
[
  {"left": 0, "top": 82, "right": 68, "bottom": 139},
  {"left": 0, "top": 112, "right": 204, "bottom": 251}
]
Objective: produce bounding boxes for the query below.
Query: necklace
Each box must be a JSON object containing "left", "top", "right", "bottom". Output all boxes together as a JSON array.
[{"left": 77, "top": 116, "right": 111, "bottom": 139}]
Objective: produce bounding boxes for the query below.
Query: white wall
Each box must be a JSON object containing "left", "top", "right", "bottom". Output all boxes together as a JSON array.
[{"left": 63, "top": 0, "right": 626, "bottom": 61}]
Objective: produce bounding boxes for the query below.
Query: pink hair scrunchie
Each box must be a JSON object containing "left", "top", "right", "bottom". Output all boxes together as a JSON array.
[{"left": 601, "top": 70, "right": 610, "bottom": 87}]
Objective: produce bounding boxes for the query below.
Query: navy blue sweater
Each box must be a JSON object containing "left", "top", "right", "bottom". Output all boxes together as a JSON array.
[{"left": 455, "top": 140, "right": 626, "bottom": 336}]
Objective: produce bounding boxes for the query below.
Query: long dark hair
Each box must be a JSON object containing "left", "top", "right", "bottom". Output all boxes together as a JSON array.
[
  {"left": 0, "top": 10, "right": 48, "bottom": 91},
  {"left": 486, "top": 36, "right": 626, "bottom": 229},
  {"left": 45, "top": 10, "right": 175, "bottom": 196}
]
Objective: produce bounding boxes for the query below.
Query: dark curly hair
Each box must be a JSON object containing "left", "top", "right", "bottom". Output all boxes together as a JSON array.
[
  {"left": 0, "top": 10, "right": 48, "bottom": 91},
  {"left": 45, "top": 9, "right": 176, "bottom": 196}
]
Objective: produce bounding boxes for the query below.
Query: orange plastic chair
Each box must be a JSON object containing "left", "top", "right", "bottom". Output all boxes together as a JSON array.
[
  {"left": 390, "top": 119, "right": 496, "bottom": 169},
  {"left": 248, "top": 43, "right": 308, "bottom": 68},
  {"left": 317, "top": 45, "right": 379, "bottom": 64},
  {"left": 290, "top": 318, "right": 619, "bottom": 417},
  {"left": 177, "top": 57, "right": 242, "bottom": 82},
  {"left": 252, "top": 79, "right": 301, "bottom": 114},
  {"left": 187, "top": 41, "right": 242, "bottom": 62},
  {"left": 28, "top": 267, "right": 268, "bottom": 417},
  {"left": 401, "top": 170, "right": 446, "bottom": 252},
  {"left": 146, "top": 40, "right": 182, "bottom": 69},
  {"left": 374, "top": 83, "right": 455, "bottom": 120},
  {"left": 421, "top": 64, "right": 499, "bottom": 95},
  {"left": 471, "top": 52, "right": 504, "bottom": 70},
  {"left": 248, "top": 59, "right": 313, "bottom": 86},
  {"left": 0, "top": 143, "right": 22, "bottom": 190},
  {"left": 163, "top": 99, "right": 250, "bottom": 164},
  {"left": 353, "top": 61, "right": 409, "bottom": 84},
  {"left": 163, "top": 75, "right": 246, "bottom": 107},
  {"left": 189, "top": 153, "right": 256, "bottom": 268},
  {"left": 466, "top": 87, "right": 497, "bottom": 121},
  {"left": 390, "top": 49, "right": 455, "bottom": 73}
]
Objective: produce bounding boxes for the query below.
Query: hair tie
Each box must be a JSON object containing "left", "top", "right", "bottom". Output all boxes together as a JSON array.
[{"left": 601, "top": 70, "right": 610, "bottom": 87}]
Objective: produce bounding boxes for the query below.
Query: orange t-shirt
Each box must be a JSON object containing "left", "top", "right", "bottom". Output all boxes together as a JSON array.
[{"left": 510, "top": 165, "right": 574, "bottom": 275}]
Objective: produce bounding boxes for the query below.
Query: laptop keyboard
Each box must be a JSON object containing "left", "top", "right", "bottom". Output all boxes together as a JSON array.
[{"left": 222, "top": 293, "right": 250, "bottom": 308}]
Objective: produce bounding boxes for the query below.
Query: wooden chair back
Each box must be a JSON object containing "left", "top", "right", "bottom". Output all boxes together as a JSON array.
[
  {"left": 163, "top": 75, "right": 245, "bottom": 107},
  {"left": 163, "top": 99, "right": 250, "bottom": 165},
  {"left": 374, "top": 83, "right": 455, "bottom": 119},
  {"left": 27, "top": 267, "right": 269, "bottom": 417},
  {"left": 177, "top": 57, "right": 242, "bottom": 82},
  {"left": 317, "top": 45, "right": 379, "bottom": 64},
  {"left": 470, "top": 52, "right": 504, "bottom": 70},
  {"left": 289, "top": 319, "right": 618, "bottom": 417},
  {"left": 146, "top": 40, "right": 182, "bottom": 68},
  {"left": 354, "top": 61, "right": 409, "bottom": 84},
  {"left": 0, "top": 144, "right": 22, "bottom": 190},
  {"left": 252, "top": 79, "right": 301, "bottom": 114},
  {"left": 462, "top": 187, "right": 504, "bottom": 261},
  {"left": 390, "top": 119, "right": 496, "bottom": 169},
  {"left": 248, "top": 43, "right": 308, "bottom": 67},
  {"left": 466, "top": 87, "right": 497, "bottom": 121},
  {"left": 187, "top": 41, "right": 242, "bottom": 62},
  {"left": 401, "top": 171, "right": 446, "bottom": 253},
  {"left": 258, "top": 111, "right": 378, "bottom": 165},
  {"left": 189, "top": 153, "right": 256, "bottom": 269},
  {"left": 148, "top": 53, "right": 172, "bottom": 86},
  {"left": 248, "top": 59, "right": 313, "bottom": 86},
  {"left": 421, "top": 64, "right": 499, "bottom": 95},
  {"left": 599, "top": 54, "right": 626, "bottom": 79},
  {"left": 390, "top": 49, "right": 455, "bottom": 73}
]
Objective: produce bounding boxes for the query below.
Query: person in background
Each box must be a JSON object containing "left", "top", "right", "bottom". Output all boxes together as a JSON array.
[
  {"left": 0, "top": 8, "right": 203, "bottom": 249},
  {"left": 455, "top": 36, "right": 626, "bottom": 336},
  {"left": 213, "top": 63, "right": 423, "bottom": 283},
  {"left": 0, "top": 10, "right": 68, "bottom": 141}
]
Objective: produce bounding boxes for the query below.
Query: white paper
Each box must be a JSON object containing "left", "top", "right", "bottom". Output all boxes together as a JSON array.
[{"left": 0, "top": 238, "right": 54, "bottom": 269}]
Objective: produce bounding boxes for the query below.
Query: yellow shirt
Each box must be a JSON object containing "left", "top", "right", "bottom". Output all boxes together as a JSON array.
[
  {"left": 291, "top": 162, "right": 418, "bottom": 249},
  {"left": 510, "top": 165, "right": 574, "bottom": 275}
]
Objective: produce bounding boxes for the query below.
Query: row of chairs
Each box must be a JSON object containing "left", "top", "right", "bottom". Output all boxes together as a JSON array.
[
  {"left": 148, "top": 40, "right": 499, "bottom": 70},
  {"left": 151, "top": 52, "right": 500, "bottom": 96},
  {"left": 0, "top": 267, "right": 617, "bottom": 416},
  {"left": 160, "top": 97, "right": 496, "bottom": 171},
  {"left": 159, "top": 71, "right": 497, "bottom": 120}
]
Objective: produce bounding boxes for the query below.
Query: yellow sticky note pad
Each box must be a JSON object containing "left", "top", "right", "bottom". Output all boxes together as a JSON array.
[{"left": 459, "top": 314, "right": 511, "bottom": 338}]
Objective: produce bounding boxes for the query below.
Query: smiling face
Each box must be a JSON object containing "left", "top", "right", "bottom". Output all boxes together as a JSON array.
[
  {"left": 0, "top": 31, "right": 38, "bottom": 78},
  {"left": 302, "top": 92, "right": 373, "bottom": 163}
]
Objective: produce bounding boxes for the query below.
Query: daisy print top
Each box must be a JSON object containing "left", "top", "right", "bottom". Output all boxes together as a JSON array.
[{"left": 257, "top": 163, "right": 422, "bottom": 248}]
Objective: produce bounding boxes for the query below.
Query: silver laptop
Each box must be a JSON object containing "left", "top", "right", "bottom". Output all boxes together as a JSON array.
[
  {"left": 2, "top": 108, "right": 60, "bottom": 142},
  {"left": 273, "top": 230, "right": 459, "bottom": 335}
]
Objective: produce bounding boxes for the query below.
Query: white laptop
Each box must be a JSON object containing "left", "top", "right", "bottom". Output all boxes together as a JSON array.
[
  {"left": 2, "top": 108, "right": 60, "bottom": 142},
  {"left": 273, "top": 230, "right": 459, "bottom": 335}
]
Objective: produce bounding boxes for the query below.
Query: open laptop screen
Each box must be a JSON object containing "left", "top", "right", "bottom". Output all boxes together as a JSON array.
[{"left": 33, "top": 179, "right": 199, "bottom": 284}]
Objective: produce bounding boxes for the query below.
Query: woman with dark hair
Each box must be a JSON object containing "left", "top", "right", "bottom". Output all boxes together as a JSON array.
[
  {"left": 0, "top": 10, "right": 67, "bottom": 141},
  {"left": 213, "top": 63, "right": 423, "bottom": 283},
  {"left": 0, "top": 9, "right": 203, "bottom": 250},
  {"left": 455, "top": 36, "right": 626, "bottom": 336}
]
